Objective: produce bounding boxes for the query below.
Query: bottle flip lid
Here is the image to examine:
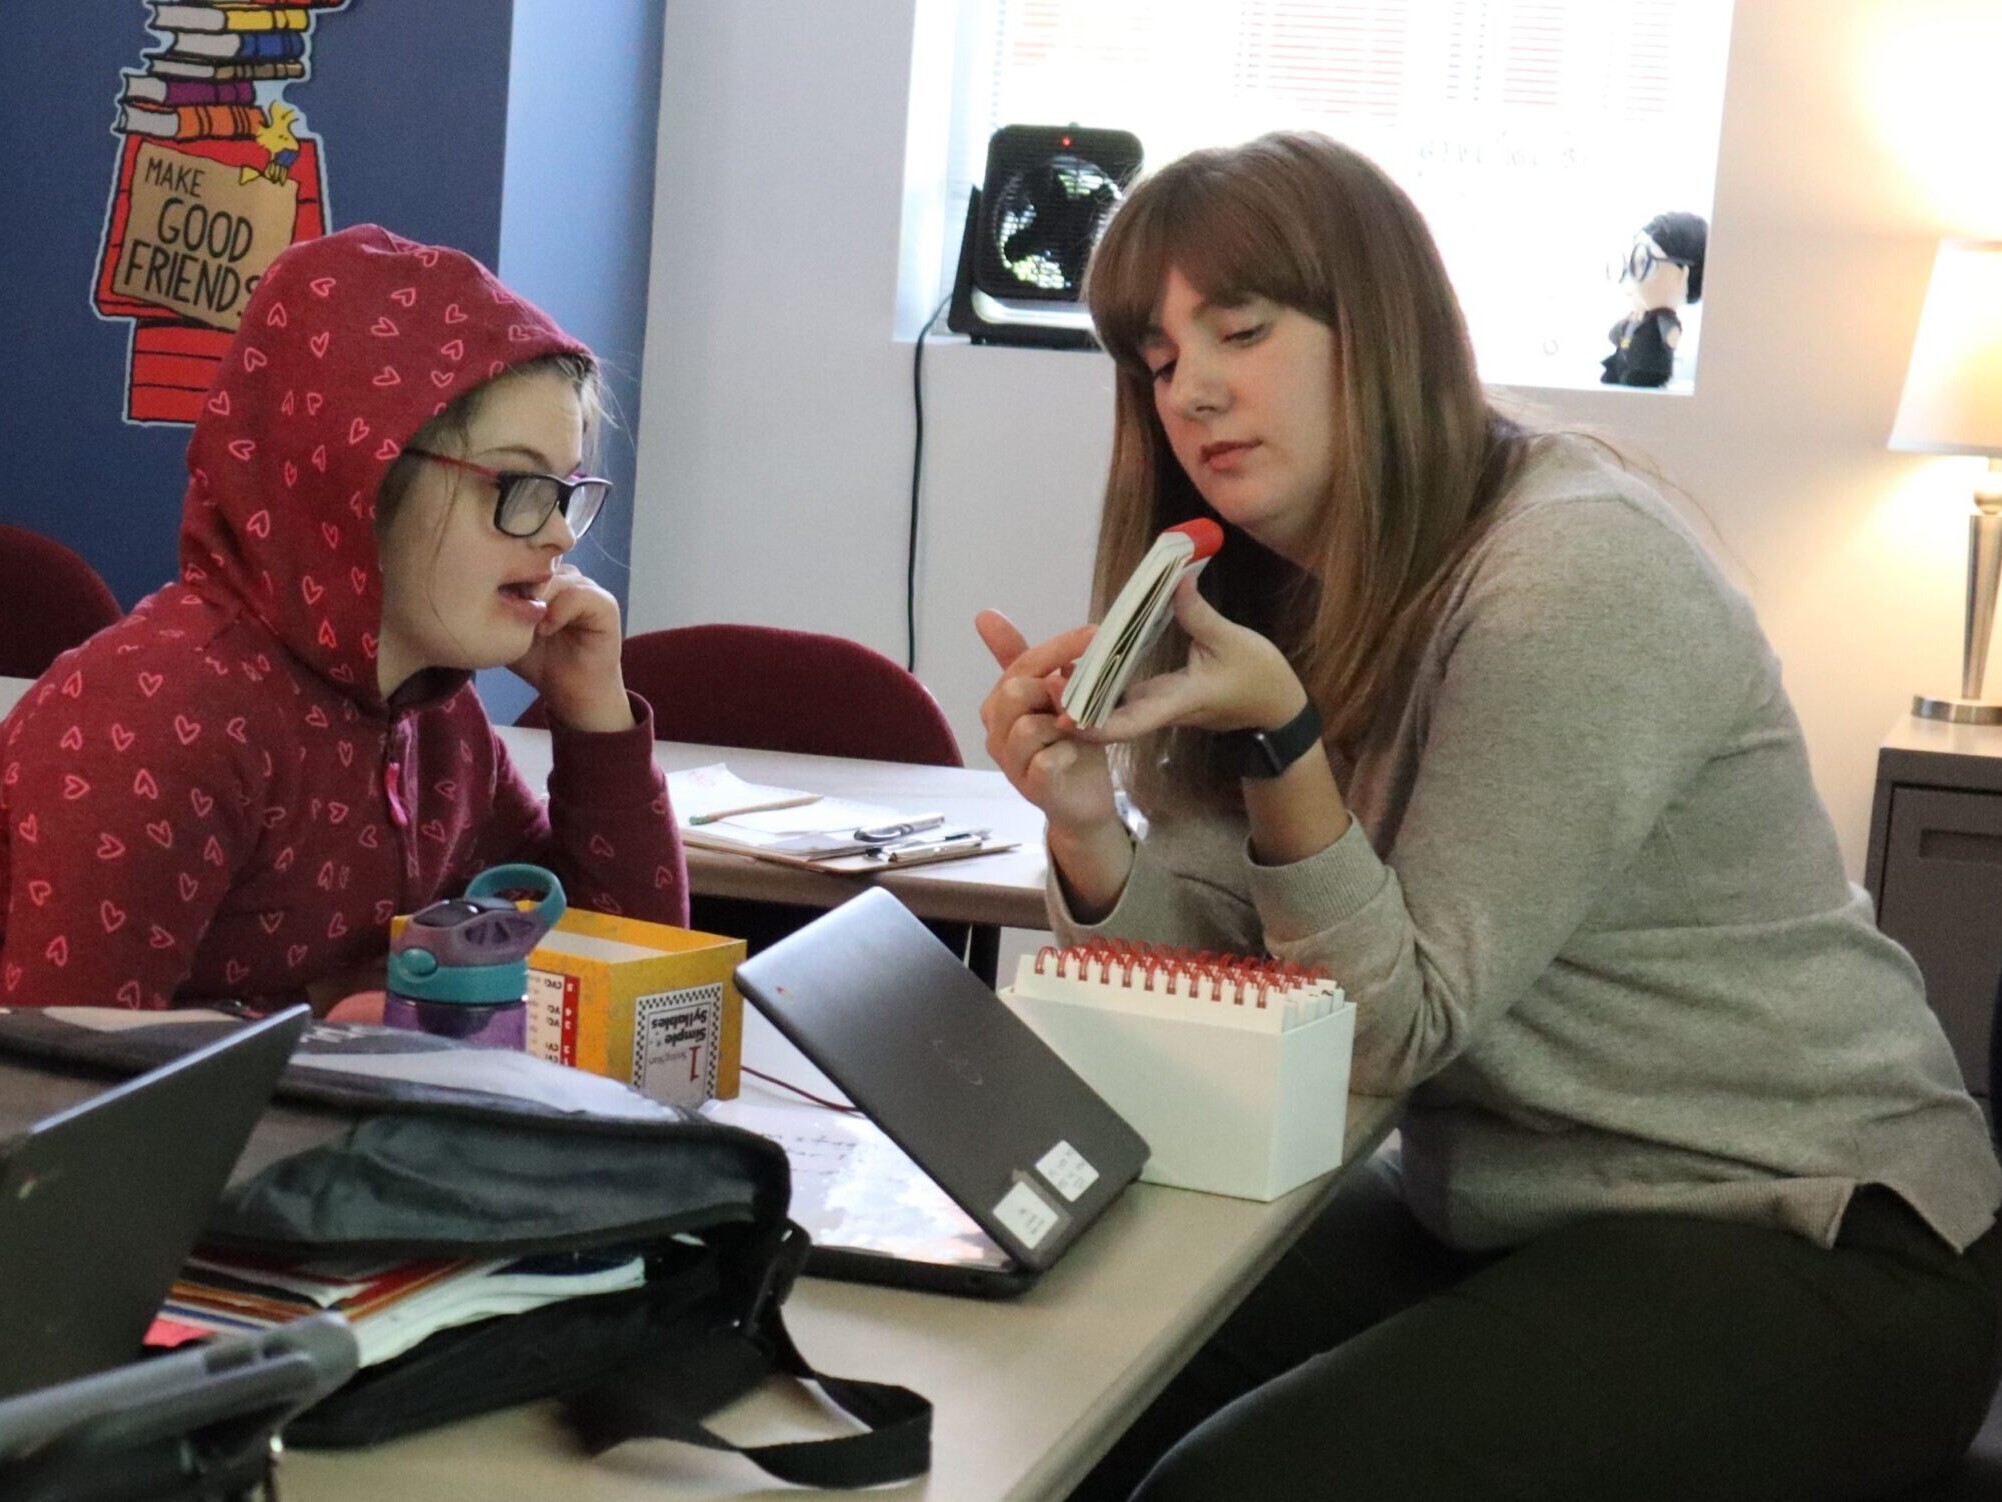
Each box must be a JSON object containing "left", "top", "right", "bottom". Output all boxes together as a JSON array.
[{"left": 387, "top": 864, "right": 566, "bottom": 1006}]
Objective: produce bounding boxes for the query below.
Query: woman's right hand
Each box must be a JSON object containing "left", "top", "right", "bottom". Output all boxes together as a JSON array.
[{"left": 976, "top": 610, "right": 1134, "bottom": 917}]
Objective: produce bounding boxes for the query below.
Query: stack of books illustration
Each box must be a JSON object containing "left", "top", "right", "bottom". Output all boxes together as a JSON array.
[{"left": 94, "top": 2, "right": 345, "bottom": 423}]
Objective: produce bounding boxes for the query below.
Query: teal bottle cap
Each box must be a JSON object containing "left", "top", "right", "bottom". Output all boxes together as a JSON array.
[{"left": 385, "top": 952, "right": 529, "bottom": 1005}]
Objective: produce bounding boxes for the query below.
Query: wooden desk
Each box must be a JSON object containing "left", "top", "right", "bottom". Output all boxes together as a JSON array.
[
  {"left": 285, "top": 1093, "right": 1402, "bottom": 1502},
  {"left": 495, "top": 726, "right": 1052, "bottom": 935}
]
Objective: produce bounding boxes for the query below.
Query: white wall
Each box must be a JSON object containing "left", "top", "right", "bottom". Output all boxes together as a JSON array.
[{"left": 631, "top": 0, "right": 2002, "bottom": 877}]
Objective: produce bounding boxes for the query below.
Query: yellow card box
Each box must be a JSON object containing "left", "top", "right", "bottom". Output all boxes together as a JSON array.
[
  {"left": 388, "top": 908, "right": 745, "bottom": 1109},
  {"left": 525, "top": 911, "right": 745, "bottom": 1109}
]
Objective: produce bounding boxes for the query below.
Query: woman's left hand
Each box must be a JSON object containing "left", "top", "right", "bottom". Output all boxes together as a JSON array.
[
  {"left": 1077, "top": 575, "right": 1309, "bottom": 741},
  {"left": 509, "top": 563, "right": 636, "bottom": 733}
]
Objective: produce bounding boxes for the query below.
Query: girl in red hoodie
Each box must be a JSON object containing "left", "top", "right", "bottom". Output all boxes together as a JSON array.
[{"left": 0, "top": 225, "right": 686, "bottom": 1012}]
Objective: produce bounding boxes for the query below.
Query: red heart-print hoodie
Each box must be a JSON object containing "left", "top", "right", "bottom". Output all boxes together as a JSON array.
[{"left": 0, "top": 225, "right": 685, "bottom": 1010}]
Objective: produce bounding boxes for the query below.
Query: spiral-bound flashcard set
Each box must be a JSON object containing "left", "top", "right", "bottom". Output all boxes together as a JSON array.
[{"left": 1001, "top": 940, "right": 1356, "bottom": 1201}]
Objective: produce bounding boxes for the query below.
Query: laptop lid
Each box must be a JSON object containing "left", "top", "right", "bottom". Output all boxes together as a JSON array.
[
  {"left": 0, "top": 1006, "right": 308, "bottom": 1400},
  {"left": 708, "top": 1086, "right": 1038, "bottom": 1297},
  {"left": 733, "top": 889, "right": 1148, "bottom": 1276}
]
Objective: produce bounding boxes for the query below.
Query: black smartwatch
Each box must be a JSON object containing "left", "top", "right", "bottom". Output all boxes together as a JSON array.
[{"left": 1222, "top": 699, "right": 1324, "bottom": 780}]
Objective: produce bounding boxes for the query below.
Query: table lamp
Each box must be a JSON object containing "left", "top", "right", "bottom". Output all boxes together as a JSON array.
[{"left": 1890, "top": 238, "right": 2002, "bottom": 724}]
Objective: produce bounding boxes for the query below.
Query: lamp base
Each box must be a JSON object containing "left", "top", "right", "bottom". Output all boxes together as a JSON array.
[{"left": 1912, "top": 692, "right": 2002, "bottom": 725}]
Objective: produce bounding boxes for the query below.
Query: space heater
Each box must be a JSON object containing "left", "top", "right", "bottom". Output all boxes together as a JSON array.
[{"left": 947, "top": 124, "right": 1143, "bottom": 350}]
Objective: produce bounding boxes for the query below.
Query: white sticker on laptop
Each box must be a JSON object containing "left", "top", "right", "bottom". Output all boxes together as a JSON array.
[
  {"left": 1036, "top": 1141, "right": 1099, "bottom": 1202},
  {"left": 993, "top": 1178, "right": 1060, "bottom": 1250}
]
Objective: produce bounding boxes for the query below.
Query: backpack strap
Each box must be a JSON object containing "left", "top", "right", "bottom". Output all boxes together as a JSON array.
[{"left": 564, "top": 1224, "right": 933, "bottom": 1488}]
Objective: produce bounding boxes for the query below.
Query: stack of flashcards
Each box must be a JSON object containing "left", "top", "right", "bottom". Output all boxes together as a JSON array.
[
  {"left": 1061, "top": 519, "right": 1225, "bottom": 729},
  {"left": 1000, "top": 940, "right": 1354, "bottom": 1200}
]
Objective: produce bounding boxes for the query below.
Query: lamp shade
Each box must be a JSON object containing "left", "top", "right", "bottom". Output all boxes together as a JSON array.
[{"left": 1890, "top": 239, "right": 2002, "bottom": 457}]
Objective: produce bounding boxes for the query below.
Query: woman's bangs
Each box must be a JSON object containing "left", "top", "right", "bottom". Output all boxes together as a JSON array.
[
  {"left": 1086, "top": 193, "right": 1179, "bottom": 373},
  {"left": 1087, "top": 164, "right": 1308, "bottom": 370},
  {"left": 1178, "top": 181, "right": 1316, "bottom": 319}
]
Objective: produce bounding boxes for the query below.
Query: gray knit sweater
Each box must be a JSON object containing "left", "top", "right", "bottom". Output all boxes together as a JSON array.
[{"left": 1053, "top": 438, "right": 2001, "bottom": 1253}]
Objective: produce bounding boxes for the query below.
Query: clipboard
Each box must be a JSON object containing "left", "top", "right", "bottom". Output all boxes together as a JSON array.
[{"left": 670, "top": 764, "right": 1018, "bottom": 873}]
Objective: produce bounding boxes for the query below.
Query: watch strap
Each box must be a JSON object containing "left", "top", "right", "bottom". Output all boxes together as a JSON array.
[{"left": 1224, "top": 698, "right": 1324, "bottom": 779}]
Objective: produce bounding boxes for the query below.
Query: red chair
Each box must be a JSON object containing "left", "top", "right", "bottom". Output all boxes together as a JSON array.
[
  {"left": 0, "top": 525, "right": 123, "bottom": 679},
  {"left": 518, "top": 623, "right": 961, "bottom": 767},
  {"left": 518, "top": 625, "right": 978, "bottom": 962}
]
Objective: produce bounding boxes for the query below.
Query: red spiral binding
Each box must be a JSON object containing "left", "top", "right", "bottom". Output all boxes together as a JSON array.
[{"left": 1032, "top": 939, "right": 1331, "bottom": 1009}]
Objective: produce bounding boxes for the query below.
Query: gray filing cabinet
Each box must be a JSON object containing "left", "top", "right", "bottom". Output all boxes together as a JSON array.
[{"left": 1864, "top": 717, "right": 2002, "bottom": 1104}]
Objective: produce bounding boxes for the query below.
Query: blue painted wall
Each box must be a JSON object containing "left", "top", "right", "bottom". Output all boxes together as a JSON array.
[
  {"left": 0, "top": 0, "right": 659, "bottom": 682},
  {"left": 481, "top": 0, "right": 665, "bottom": 724}
]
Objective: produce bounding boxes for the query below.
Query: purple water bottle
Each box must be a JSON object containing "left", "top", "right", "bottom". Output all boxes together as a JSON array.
[{"left": 383, "top": 864, "right": 567, "bottom": 1049}]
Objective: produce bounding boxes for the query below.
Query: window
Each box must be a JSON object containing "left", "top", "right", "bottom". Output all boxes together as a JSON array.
[{"left": 902, "top": 0, "right": 1736, "bottom": 392}]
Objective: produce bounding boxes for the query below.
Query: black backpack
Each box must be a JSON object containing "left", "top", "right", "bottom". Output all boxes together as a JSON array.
[{"left": 0, "top": 1009, "right": 931, "bottom": 1490}]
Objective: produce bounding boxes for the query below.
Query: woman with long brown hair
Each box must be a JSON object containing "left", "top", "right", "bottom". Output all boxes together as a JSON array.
[{"left": 978, "top": 133, "right": 2001, "bottom": 1500}]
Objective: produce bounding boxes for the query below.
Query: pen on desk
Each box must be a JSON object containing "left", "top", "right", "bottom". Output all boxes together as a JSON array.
[
  {"left": 875, "top": 830, "right": 990, "bottom": 863},
  {"left": 688, "top": 793, "right": 823, "bottom": 826},
  {"left": 852, "top": 813, "right": 946, "bottom": 844}
]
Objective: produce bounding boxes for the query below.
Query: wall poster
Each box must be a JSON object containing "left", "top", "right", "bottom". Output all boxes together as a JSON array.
[{"left": 92, "top": 2, "right": 348, "bottom": 425}]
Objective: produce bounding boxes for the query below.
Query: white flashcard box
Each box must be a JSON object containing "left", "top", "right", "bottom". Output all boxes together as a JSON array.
[{"left": 1000, "top": 949, "right": 1354, "bottom": 1202}]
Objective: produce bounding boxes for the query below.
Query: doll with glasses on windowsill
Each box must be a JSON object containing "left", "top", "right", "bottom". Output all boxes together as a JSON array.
[
  {"left": 0, "top": 225, "right": 687, "bottom": 1019},
  {"left": 1601, "top": 210, "right": 1707, "bottom": 387}
]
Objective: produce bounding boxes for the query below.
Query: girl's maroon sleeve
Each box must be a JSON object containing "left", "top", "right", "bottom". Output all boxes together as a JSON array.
[
  {"left": 1, "top": 670, "right": 260, "bottom": 1009},
  {"left": 477, "top": 691, "right": 687, "bottom": 926}
]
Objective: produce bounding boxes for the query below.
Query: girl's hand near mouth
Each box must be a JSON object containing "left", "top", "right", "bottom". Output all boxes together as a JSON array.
[{"left": 508, "top": 562, "right": 634, "bottom": 732}]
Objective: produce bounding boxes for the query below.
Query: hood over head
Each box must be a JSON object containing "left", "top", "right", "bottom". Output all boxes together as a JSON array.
[{"left": 180, "top": 224, "right": 588, "bottom": 709}]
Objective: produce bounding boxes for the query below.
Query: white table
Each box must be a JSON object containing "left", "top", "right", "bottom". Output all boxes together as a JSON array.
[
  {"left": 285, "top": 1093, "right": 1402, "bottom": 1502},
  {"left": 495, "top": 725, "right": 1053, "bottom": 934}
]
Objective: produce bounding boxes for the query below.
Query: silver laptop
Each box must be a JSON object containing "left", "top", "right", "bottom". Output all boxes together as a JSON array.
[
  {"left": 731, "top": 889, "right": 1148, "bottom": 1297},
  {"left": 0, "top": 1007, "right": 308, "bottom": 1398}
]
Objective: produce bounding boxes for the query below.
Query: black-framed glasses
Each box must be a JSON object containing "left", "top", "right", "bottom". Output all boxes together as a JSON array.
[
  {"left": 1608, "top": 237, "right": 1694, "bottom": 285},
  {"left": 401, "top": 448, "right": 613, "bottom": 543}
]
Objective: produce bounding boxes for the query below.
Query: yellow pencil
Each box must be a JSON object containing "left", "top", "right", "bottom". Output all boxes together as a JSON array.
[{"left": 687, "top": 794, "right": 823, "bottom": 826}]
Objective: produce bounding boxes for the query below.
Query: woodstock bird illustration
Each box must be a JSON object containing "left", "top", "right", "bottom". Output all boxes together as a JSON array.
[{"left": 241, "top": 101, "right": 302, "bottom": 186}]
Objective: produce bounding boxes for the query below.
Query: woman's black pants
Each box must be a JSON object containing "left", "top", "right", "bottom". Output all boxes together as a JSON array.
[{"left": 1075, "top": 1156, "right": 2002, "bottom": 1502}]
